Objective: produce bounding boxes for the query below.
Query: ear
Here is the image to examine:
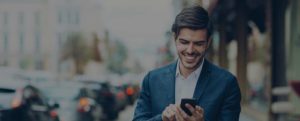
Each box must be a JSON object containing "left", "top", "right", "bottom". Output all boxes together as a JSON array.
[{"left": 172, "top": 32, "right": 176, "bottom": 41}]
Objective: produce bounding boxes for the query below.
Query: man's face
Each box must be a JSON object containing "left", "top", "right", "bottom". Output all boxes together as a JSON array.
[{"left": 175, "top": 28, "right": 210, "bottom": 71}]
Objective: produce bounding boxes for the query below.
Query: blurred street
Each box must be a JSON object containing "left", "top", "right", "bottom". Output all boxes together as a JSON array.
[
  {"left": 240, "top": 113, "right": 256, "bottom": 121},
  {"left": 116, "top": 104, "right": 135, "bottom": 121}
]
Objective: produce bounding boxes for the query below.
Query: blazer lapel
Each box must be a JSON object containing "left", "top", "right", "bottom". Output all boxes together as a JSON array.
[
  {"left": 160, "top": 61, "right": 177, "bottom": 104},
  {"left": 193, "top": 59, "right": 211, "bottom": 101}
]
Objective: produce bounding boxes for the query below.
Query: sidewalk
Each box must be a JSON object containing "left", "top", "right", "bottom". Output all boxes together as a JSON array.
[
  {"left": 240, "top": 105, "right": 268, "bottom": 121},
  {"left": 240, "top": 113, "right": 257, "bottom": 121}
]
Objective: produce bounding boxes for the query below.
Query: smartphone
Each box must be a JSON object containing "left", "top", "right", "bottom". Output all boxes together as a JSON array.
[{"left": 180, "top": 98, "right": 197, "bottom": 116}]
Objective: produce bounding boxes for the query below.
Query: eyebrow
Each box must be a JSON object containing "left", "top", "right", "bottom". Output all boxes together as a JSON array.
[{"left": 178, "top": 38, "right": 207, "bottom": 43}]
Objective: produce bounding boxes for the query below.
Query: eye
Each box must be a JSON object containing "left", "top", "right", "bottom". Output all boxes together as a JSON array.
[
  {"left": 195, "top": 43, "right": 203, "bottom": 46},
  {"left": 179, "top": 40, "right": 188, "bottom": 44},
  {"left": 194, "top": 42, "right": 206, "bottom": 46}
]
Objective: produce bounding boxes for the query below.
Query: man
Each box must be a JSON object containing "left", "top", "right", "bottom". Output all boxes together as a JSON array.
[{"left": 133, "top": 6, "right": 241, "bottom": 121}]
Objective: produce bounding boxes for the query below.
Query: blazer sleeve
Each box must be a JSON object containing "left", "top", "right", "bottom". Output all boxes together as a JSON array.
[
  {"left": 132, "top": 72, "right": 162, "bottom": 121},
  {"left": 218, "top": 76, "right": 241, "bottom": 121}
]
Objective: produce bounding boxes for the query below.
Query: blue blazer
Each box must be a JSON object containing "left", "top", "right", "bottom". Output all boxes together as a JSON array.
[{"left": 133, "top": 59, "right": 241, "bottom": 121}]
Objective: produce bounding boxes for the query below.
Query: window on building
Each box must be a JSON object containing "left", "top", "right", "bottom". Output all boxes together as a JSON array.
[
  {"left": 19, "top": 31, "right": 24, "bottom": 53},
  {"left": 3, "top": 12, "right": 9, "bottom": 25},
  {"left": 3, "top": 31, "right": 9, "bottom": 52},
  {"left": 58, "top": 10, "right": 63, "bottom": 24},
  {"left": 67, "top": 10, "right": 72, "bottom": 24},
  {"left": 57, "top": 32, "right": 62, "bottom": 47},
  {"left": 34, "top": 11, "right": 41, "bottom": 27},
  {"left": 35, "top": 58, "right": 43, "bottom": 70},
  {"left": 2, "top": 31, "right": 9, "bottom": 65},
  {"left": 71, "top": 10, "right": 75, "bottom": 24},
  {"left": 18, "top": 12, "right": 25, "bottom": 25},
  {"left": 35, "top": 31, "right": 41, "bottom": 52},
  {"left": 75, "top": 10, "right": 80, "bottom": 24}
]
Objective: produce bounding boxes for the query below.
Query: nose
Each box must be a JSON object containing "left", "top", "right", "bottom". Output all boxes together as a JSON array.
[{"left": 186, "top": 43, "right": 194, "bottom": 53}]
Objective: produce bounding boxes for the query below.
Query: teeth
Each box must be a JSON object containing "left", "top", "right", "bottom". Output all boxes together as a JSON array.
[{"left": 186, "top": 55, "right": 195, "bottom": 60}]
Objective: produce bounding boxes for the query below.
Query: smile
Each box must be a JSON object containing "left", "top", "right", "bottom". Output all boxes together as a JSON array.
[{"left": 185, "top": 55, "right": 196, "bottom": 60}]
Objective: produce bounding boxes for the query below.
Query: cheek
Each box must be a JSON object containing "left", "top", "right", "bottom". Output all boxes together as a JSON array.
[
  {"left": 195, "top": 48, "right": 206, "bottom": 54},
  {"left": 176, "top": 44, "right": 185, "bottom": 52}
]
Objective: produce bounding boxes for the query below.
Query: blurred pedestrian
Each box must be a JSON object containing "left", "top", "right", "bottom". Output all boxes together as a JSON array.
[{"left": 133, "top": 5, "right": 241, "bottom": 121}]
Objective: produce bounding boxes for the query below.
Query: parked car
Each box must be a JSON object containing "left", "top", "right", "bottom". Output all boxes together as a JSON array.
[
  {"left": 43, "top": 81, "right": 85, "bottom": 121},
  {"left": 0, "top": 79, "right": 60, "bottom": 121},
  {"left": 122, "top": 83, "right": 140, "bottom": 105},
  {"left": 110, "top": 85, "right": 128, "bottom": 111},
  {"left": 77, "top": 80, "right": 122, "bottom": 121}
]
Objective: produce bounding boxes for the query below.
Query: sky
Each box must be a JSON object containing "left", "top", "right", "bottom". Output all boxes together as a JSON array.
[{"left": 101, "top": 0, "right": 175, "bottom": 71}]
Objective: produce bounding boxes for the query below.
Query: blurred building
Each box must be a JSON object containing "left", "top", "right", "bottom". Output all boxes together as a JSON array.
[
  {"left": 0, "top": 0, "right": 104, "bottom": 75},
  {"left": 285, "top": 0, "right": 300, "bottom": 119}
]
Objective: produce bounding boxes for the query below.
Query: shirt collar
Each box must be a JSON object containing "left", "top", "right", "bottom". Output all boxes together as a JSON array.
[{"left": 175, "top": 58, "right": 204, "bottom": 79}]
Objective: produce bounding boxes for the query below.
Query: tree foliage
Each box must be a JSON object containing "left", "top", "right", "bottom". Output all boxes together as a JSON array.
[{"left": 60, "top": 32, "right": 91, "bottom": 75}]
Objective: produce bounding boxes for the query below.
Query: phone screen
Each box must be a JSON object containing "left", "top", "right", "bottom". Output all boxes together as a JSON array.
[{"left": 180, "top": 98, "right": 197, "bottom": 116}]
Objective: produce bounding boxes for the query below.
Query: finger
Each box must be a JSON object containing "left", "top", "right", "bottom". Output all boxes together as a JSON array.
[
  {"left": 194, "top": 106, "right": 204, "bottom": 120},
  {"left": 163, "top": 106, "right": 172, "bottom": 120},
  {"left": 195, "top": 106, "right": 204, "bottom": 114},
  {"left": 164, "top": 108, "right": 169, "bottom": 115},
  {"left": 166, "top": 110, "right": 172, "bottom": 118},
  {"left": 163, "top": 111, "right": 169, "bottom": 119},
  {"left": 166, "top": 106, "right": 176, "bottom": 120},
  {"left": 177, "top": 105, "right": 190, "bottom": 120},
  {"left": 169, "top": 105, "right": 177, "bottom": 114},
  {"left": 169, "top": 105, "right": 178, "bottom": 121},
  {"left": 195, "top": 106, "right": 204, "bottom": 118},
  {"left": 162, "top": 111, "right": 170, "bottom": 121},
  {"left": 175, "top": 106, "right": 185, "bottom": 121},
  {"left": 185, "top": 103, "right": 196, "bottom": 116},
  {"left": 175, "top": 113, "right": 184, "bottom": 121},
  {"left": 167, "top": 110, "right": 175, "bottom": 121}
]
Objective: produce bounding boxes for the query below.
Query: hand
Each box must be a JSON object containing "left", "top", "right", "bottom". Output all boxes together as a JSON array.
[
  {"left": 175, "top": 104, "right": 204, "bottom": 121},
  {"left": 162, "top": 104, "right": 177, "bottom": 121}
]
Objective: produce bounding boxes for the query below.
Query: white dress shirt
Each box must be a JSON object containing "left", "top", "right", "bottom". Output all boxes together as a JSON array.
[{"left": 175, "top": 59, "right": 204, "bottom": 104}]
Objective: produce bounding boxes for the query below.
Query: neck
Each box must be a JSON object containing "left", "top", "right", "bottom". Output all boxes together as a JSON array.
[
  {"left": 179, "top": 64, "right": 197, "bottom": 78},
  {"left": 178, "top": 59, "right": 204, "bottom": 78},
  {"left": 180, "top": 69, "right": 194, "bottom": 78}
]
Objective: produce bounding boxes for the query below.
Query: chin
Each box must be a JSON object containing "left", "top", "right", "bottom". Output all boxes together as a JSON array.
[
  {"left": 183, "top": 57, "right": 203, "bottom": 68},
  {"left": 182, "top": 62, "right": 198, "bottom": 69}
]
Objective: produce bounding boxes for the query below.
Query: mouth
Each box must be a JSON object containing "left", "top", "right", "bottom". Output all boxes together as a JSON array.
[
  {"left": 185, "top": 55, "right": 196, "bottom": 60},
  {"left": 183, "top": 54, "right": 199, "bottom": 63}
]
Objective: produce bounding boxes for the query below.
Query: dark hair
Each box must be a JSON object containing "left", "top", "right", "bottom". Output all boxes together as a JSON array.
[{"left": 171, "top": 6, "right": 212, "bottom": 39}]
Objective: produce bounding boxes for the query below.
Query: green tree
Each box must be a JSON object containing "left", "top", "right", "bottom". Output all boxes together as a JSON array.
[
  {"left": 60, "top": 32, "right": 91, "bottom": 75},
  {"left": 91, "top": 33, "right": 103, "bottom": 62},
  {"left": 107, "top": 39, "right": 128, "bottom": 74}
]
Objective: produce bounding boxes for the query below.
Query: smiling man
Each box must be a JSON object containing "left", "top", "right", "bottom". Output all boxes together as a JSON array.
[{"left": 133, "top": 6, "right": 241, "bottom": 121}]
